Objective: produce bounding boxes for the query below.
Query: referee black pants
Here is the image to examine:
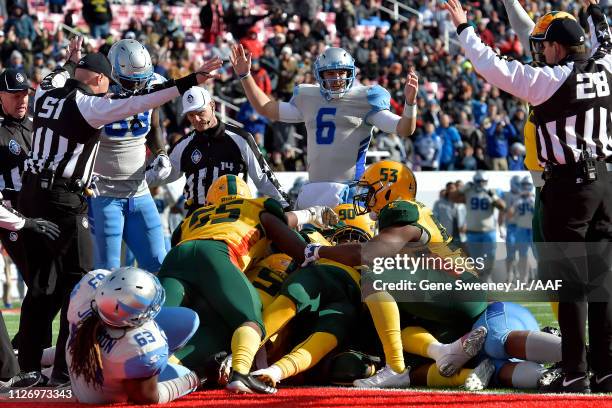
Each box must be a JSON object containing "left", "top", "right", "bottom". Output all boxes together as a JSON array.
[
  {"left": 16, "top": 178, "right": 92, "bottom": 379},
  {"left": 540, "top": 163, "right": 612, "bottom": 376}
]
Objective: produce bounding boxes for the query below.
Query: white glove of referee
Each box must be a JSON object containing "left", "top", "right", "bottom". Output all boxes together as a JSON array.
[{"left": 145, "top": 152, "right": 172, "bottom": 186}]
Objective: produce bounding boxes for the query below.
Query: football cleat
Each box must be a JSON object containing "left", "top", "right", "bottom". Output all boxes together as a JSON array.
[
  {"left": 218, "top": 353, "right": 232, "bottom": 386},
  {"left": 353, "top": 365, "right": 411, "bottom": 389},
  {"left": 226, "top": 371, "right": 277, "bottom": 394},
  {"left": 538, "top": 370, "right": 590, "bottom": 393},
  {"left": 438, "top": 326, "right": 488, "bottom": 377},
  {"left": 0, "top": 371, "right": 42, "bottom": 392},
  {"left": 463, "top": 359, "right": 495, "bottom": 391},
  {"left": 591, "top": 372, "right": 612, "bottom": 393}
]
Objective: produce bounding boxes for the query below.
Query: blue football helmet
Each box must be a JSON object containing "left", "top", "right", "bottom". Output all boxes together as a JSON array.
[
  {"left": 520, "top": 176, "right": 534, "bottom": 194},
  {"left": 510, "top": 175, "right": 521, "bottom": 194},
  {"left": 93, "top": 267, "right": 165, "bottom": 328},
  {"left": 313, "top": 47, "right": 355, "bottom": 100},
  {"left": 473, "top": 170, "right": 489, "bottom": 191},
  {"left": 107, "top": 39, "right": 154, "bottom": 92}
]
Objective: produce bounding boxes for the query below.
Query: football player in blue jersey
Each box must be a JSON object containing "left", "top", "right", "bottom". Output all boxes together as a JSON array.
[
  {"left": 507, "top": 176, "right": 535, "bottom": 283},
  {"left": 230, "top": 44, "right": 419, "bottom": 209},
  {"left": 89, "top": 39, "right": 171, "bottom": 272},
  {"left": 67, "top": 267, "right": 201, "bottom": 404}
]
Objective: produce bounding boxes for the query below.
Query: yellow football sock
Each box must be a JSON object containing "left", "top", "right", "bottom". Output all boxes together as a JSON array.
[
  {"left": 365, "top": 292, "right": 405, "bottom": 373},
  {"left": 550, "top": 302, "right": 559, "bottom": 321},
  {"left": 401, "top": 326, "right": 438, "bottom": 357},
  {"left": 275, "top": 332, "right": 338, "bottom": 379},
  {"left": 426, "top": 364, "right": 472, "bottom": 387},
  {"left": 231, "top": 325, "right": 261, "bottom": 375},
  {"left": 262, "top": 295, "right": 297, "bottom": 344}
]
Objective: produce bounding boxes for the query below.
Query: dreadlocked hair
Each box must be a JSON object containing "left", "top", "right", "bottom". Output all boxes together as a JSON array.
[{"left": 68, "top": 312, "right": 105, "bottom": 388}]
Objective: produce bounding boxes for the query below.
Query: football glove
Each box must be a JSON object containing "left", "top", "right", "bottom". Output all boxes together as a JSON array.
[
  {"left": 23, "top": 218, "right": 61, "bottom": 240},
  {"left": 145, "top": 152, "right": 172, "bottom": 186},
  {"left": 307, "top": 206, "right": 339, "bottom": 229},
  {"left": 302, "top": 243, "right": 322, "bottom": 267}
]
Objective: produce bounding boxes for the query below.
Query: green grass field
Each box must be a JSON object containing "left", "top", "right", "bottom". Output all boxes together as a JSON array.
[{"left": 2, "top": 302, "right": 557, "bottom": 346}]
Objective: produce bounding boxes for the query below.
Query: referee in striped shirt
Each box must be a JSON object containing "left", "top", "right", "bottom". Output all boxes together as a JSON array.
[
  {"left": 15, "top": 36, "right": 222, "bottom": 385},
  {"left": 166, "top": 86, "right": 288, "bottom": 216},
  {"left": 445, "top": 0, "right": 612, "bottom": 393}
]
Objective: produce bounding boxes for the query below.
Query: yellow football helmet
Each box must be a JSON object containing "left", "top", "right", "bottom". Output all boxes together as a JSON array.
[
  {"left": 206, "top": 174, "right": 252, "bottom": 205},
  {"left": 353, "top": 160, "right": 417, "bottom": 215},
  {"left": 331, "top": 203, "right": 376, "bottom": 244},
  {"left": 529, "top": 11, "right": 583, "bottom": 63}
]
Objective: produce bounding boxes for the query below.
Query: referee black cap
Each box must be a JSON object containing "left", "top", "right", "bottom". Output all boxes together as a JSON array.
[
  {"left": 77, "top": 53, "right": 116, "bottom": 82},
  {"left": 0, "top": 69, "right": 33, "bottom": 93},
  {"left": 531, "top": 12, "right": 585, "bottom": 46},
  {"left": 546, "top": 18, "right": 585, "bottom": 46}
]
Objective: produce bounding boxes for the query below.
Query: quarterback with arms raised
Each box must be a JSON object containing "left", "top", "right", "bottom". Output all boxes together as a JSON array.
[{"left": 230, "top": 45, "right": 418, "bottom": 208}]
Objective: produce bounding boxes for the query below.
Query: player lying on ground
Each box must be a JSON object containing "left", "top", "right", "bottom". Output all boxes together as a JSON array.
[
  {"left": 157, "top": 174, "right": 338, "bottom": 394},
  {"left": 66, "top": 267, "right": 201, "bottom": 404}
]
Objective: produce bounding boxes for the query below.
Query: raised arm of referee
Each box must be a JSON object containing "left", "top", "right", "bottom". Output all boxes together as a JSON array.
[
  {"left": 15, "top": 36, "right": 222, "bottom": 385},
  {"left": 444, "top": 0, "right": 612, "bottom": 393}
]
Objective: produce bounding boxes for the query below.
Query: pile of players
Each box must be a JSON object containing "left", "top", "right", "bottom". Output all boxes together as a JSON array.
[{"left": 51, "top": 161, "right": 564, "bottom": 404}]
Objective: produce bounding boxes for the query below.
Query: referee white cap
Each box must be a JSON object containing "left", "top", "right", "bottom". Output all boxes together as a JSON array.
[{"left": 182, "top": 86, "right": 212, "bottom": 114}]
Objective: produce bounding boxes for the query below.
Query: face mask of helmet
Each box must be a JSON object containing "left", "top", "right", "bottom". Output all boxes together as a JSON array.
[
  {"left": 331, "top": 226, "right": 371, "bottom": 244},
  {"left": 118, "top": 76, "right": 149, "bottom": 92}
]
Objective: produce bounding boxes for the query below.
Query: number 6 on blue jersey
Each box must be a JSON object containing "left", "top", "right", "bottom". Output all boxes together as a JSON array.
[{"left": 316, "top": 107, "right": 337, "bottom": 144}]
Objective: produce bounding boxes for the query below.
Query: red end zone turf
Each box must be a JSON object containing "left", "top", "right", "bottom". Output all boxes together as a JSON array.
[{"left": 5, "top": 388, "right": 611, "bottom": 408}]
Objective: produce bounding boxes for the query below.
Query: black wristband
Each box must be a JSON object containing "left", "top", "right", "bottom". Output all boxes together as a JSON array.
[
  {"left": 22, "top": 218, "right": 34, "bottom": 230},
  {"left": 587, "top": 3, "right": 602, "bottom": 17},
  {"left": 457, "top": 23, "right": 471, "bottom": 36},
  {"left": 175, "top": 73, "right": 198, "bottom": 95}
]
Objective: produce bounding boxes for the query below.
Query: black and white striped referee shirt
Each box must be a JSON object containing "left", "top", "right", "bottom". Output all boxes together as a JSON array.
[
  {"left": 167, "top": 121, "right": 289, "bottom": 214},
  {"left": 24, "top": 63, "right": 199, "bottom": 186},
  {"left": 0, "top": 114, "right": 32, "bottom": 200},
  {"left": 457, "top": 4, "right": 612, "bottom": 166}
]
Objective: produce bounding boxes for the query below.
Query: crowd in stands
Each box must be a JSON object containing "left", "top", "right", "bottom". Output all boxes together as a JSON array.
[{"left": 0, "top": 0, "right": 609, "bottom": 172}]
